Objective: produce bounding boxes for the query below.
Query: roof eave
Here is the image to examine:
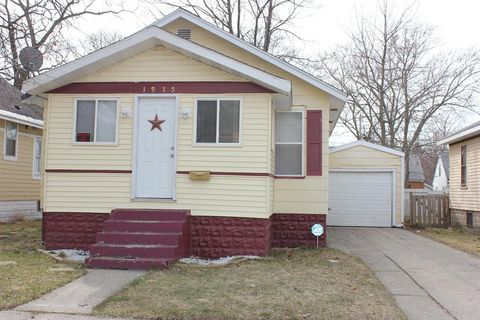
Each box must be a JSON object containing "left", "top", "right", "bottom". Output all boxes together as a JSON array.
[
  {"left": 23, "top": 27, "right": 291, "bottom": 97},
  {"left": 0, "top": 109, "right": 43, "bottom": 129},
  {"left": 437, "top": 126, "right": 480, "bottom": 145},
  {"left": 155, "top": 9, "right": 347, "bottom": 102}
]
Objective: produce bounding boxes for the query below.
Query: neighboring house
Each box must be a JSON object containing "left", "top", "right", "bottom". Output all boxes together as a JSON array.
[
  {"left": 0, "top": 77, "right": 43, "bottom": 222},
  {"left": 407, "top": 153, "right": 426, "bottom": 189},
  {"left": 432, "top": 151, "right": 449, "bottom": 191},
  {"left": 439, "top": 121, "right": 480, "bottom": 231},
  {"left": 22, "top": 9, "right": 405, "bottom": 269}
]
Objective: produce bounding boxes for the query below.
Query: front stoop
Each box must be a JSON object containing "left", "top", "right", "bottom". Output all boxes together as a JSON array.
[{"left": 87, "top": 209, "right": 190, "bottom": 270}]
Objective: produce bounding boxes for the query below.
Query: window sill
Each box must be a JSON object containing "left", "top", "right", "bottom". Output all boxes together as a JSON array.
[
  {"left": 193, "top": 143, "right": 242, "bottom": 148},
  {"left": 72, "top": 142, "right": 118, "bottom": 146},
  {"left": 274, "top": 175, "right": 305, "bottom": 179},
  {"left": 461, "top": 186, "right": 468, "bottom": 190},
  {"left": 131, "top": 198, "right": 176, "bottom": 203},
  {"left": 3, "top": 156, "right": 17, "bottom": 161},
  {"left": 32, "top": 175, "right": 41, "bottom": 180}
]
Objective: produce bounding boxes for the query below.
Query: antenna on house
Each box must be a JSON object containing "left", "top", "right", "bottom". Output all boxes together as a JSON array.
[{"left": 19, "top": 47, "right": 43, "bottom": 72}]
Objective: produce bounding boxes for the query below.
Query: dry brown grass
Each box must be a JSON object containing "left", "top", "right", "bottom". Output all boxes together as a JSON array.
[
  {"left": 414, "top": 227, "right": 480, "bottom": 257},
  {"left": 95, "top": 248, "right": 405, "bottom": 320},
  {"left": 0, "top": 220, "right": 86, "bottom": 309}
]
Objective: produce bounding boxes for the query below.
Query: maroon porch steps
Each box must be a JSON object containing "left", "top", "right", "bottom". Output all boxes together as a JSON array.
[{"left": 87, "top": 209, "right": 190, "bottom": 270}]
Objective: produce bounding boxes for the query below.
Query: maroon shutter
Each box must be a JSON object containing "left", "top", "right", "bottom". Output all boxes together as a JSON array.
[{"left": 306, "top": 110, "right": 322, "bottom": 176}]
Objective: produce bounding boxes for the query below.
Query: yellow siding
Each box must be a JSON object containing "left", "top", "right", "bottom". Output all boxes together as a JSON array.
[
  {"left": 80, "top": 46, "right": 244, "bottom": 82},
  {"left": 450, "top": 137, "right": 480, "bottom": 212},
  {"left": 329, "top": 145, "right": 403, "bottom": 225},
  {"left": 0, "top": 120, "right": 42, "bottom": 201},
  {"left": 160, "top": 21, "right": 333, "bottom": 216},
  {"left": 44, "top": 26, "right": 335, "bottom": 218},
  {"left": 44, "top": 93, "right": 272, "bottom": 218},
  {"left": 45, "top": 174, "right": 268, "bottom": 218}
]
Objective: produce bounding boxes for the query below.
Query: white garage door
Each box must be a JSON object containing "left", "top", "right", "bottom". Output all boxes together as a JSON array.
[{"left": 328, "top": 171, "right": 393, "bottom": 227}]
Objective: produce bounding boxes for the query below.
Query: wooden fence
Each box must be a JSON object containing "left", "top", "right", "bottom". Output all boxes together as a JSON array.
[{"left": 410, "top": 194, "right": 450, "bottom": 227}]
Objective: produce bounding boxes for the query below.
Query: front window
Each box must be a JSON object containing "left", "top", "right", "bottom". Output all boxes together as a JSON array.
[
  {"left": 275, "top": 111, "right": 303, "bottom": 176},
  {"left": 196, "top": 99, "right": 241, "bottom": 144},
  {"left": 461, "top": 145, "right": 467, "bottom": 187},
  {"left": 33, "top": 137, "right": 42, "bottom": 178},
  {"left": 4, "top": 121, "right": 18, "bottom": 160},
  {"left": 75, "top": 99, "right": 117, "bottom": 143}
]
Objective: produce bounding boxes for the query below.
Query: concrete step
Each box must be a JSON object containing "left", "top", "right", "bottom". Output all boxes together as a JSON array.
[
  {"left": 88, "top": 257, "right": 169, "bottom": 270},
  {"left": 96, "top": 231, "right": 181, "bottom": 245},
  {"left": 111, "top": 209, "right": 189, "bottom": 222},
  {"left": 90, "top": 244, "right": 177, "bottom": 259},
  {"left": 103, "top": 220, "right": 184, "bottom": 233}
]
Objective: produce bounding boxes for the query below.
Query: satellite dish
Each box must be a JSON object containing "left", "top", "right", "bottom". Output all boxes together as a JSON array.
[{"left": 19, "top": 47, "right": 43, "bottom": 72}]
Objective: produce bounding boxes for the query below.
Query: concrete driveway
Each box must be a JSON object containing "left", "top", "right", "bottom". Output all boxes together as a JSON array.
[{"left": 329, "top": 227, "right": 480, "bottom": 320}]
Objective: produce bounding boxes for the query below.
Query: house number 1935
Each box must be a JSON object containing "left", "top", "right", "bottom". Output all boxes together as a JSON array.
[{"left": 142, "top": 86, "right": 175, "bottom": 93}]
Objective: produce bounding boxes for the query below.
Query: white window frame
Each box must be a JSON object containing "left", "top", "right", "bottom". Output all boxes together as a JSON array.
[
  {"left": 193, "top": 97, "right": 243, "bottom": 146},
  {"left": 274, "top": 110, "right": 305, "bottom": 177},
  {"left": 3, "top": 120, "right": 18, "bottom": 161},
  {"left": 32, "top": 136, "right": 42, "bottom": 179},
  {"left": 72, "top": 98, "right": 119, "bottom": 145}
]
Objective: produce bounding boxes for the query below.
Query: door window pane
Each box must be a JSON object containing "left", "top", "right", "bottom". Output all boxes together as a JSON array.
[
  {"left": 219, "top": 100, "right": 240, "bottom": 143},
  {"left": 76, "top": 101, "right": 95, "bottom": 142},
  {"left": 196, "top": 100, "right": 217, "bottom": 143},
  {"left": 96, "top": 100, "right": 117, "bottom": 142}
]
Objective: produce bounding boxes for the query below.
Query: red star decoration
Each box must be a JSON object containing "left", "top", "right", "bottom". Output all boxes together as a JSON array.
[{"left": 148, "top": 114, "right": 165, "bottom": 131}]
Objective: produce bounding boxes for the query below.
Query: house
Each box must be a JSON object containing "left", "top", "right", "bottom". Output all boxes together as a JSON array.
[
  {"left": 0, "top": 77, "right": 43, "bottom": 222},
  {"left": 407, "top": 153, "right": 426, "bottom": 189},
  {"left": 329, "top": 140, "right": 404, "bottom": 227},
  {"left": 432, "top": 151, "right": 449, "bottom": 191},
  {"left": 22, "top": 9, "right": 355, "bottom": 269},
  {"left": 439, "top": 121, "right": 480, "bottom": 231}
]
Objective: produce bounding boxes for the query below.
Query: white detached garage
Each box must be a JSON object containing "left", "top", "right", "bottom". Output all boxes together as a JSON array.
[{"left": 329, "top": 141, "right": 405, "bottom": 227}]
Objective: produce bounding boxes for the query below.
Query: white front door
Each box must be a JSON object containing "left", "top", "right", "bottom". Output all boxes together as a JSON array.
[
  {"left": 328, "top": 171, "right": 393, "bottom": 227},
  {"left": 135, "top": 97, "right": 176, "bottom": 198}
]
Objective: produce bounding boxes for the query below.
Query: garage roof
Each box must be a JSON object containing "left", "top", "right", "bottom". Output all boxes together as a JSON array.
[{"left": 330, "top": 140, "right": 405, "bottom": 157}]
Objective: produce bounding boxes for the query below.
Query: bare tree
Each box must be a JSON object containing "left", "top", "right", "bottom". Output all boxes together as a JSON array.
[
  {"left": 76, "top": 30, "right": 124, "bottom": 57},
  {"left": 157, "top": 0, "right": 310, "bottom": 54},
  {"left": 319, "top": 1, "right": 480, "bottom": 186},
  {"left": 0, "top": 0, "right": 125, "bottom": 89}
]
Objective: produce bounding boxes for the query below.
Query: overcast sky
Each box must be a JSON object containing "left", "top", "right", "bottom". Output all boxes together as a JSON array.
[{"left": 78, "top": 0, "right": 480, "bottom": 144}]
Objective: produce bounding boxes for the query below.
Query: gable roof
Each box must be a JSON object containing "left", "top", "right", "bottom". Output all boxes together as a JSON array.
[
  {"left": 155, "top": 9, "right": 347, "bottom": 102},
  {"left": 0, "top": 77, "right": 43, "bottom": 128},
  {"left": 408, "top": 153, "right": 425, "bottom": 182},
  {"left": 23, "top": 26, "right": 291, "bottom": 97},
  {"left": 329, "top": 140, "right": 405, "bottom": 157},
  {"left": 438, "top": 120, "right": 480, "bottom": 145},
  {"left": 439, "top": 151, "right": 449, "bottom": 179}
]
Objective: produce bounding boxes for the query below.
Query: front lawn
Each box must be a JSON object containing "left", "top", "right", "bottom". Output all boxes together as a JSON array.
[
  {"left": 413, "top": 227, "right": 480, "bottom": 257},
  {"left": 95, "top": 248, "right": 405, "bottom": 320},
  {"left": 0, "top": 220, "right": 86, "bottom": 309}
]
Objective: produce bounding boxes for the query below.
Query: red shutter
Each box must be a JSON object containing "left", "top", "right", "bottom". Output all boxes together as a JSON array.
[{"left": 306, "top": 110, "right": 322, "bottom": 176}]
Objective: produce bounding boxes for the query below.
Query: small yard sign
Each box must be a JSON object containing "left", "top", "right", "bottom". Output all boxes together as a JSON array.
[{"left": 311, "top": 224, "right": 324, "bottom": 248}]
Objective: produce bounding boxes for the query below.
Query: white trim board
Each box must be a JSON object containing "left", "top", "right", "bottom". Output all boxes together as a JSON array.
[
  {"left": 438, "top": 121, "right": 480, "bottom": 145},
  {"left": 330, "top": 140, "right": 405, "bottom": 157},
  {"left": 23, "top": 27, "right": 291, "bottom": 97},
  {"left": 0, "top": 109, "right": 43, "bottom": 129}
]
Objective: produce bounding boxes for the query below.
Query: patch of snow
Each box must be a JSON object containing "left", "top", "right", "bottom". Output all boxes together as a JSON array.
[
  {"left": 179, "top": 255, "right": 260, "bottom": 266},
  {"left": 49, "top": 249, "right": 90, "bottom": 263}
]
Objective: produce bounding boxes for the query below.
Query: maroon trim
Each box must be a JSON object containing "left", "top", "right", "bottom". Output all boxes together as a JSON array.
[
  {"left": 47, "top": 82, "right": 275, "bottom": 94},
  {"left": 46, "top": 169, "right": 132, "bottom": 173},
  {"left": 306, "top": 110, "right": 323, "bottom": 176}
]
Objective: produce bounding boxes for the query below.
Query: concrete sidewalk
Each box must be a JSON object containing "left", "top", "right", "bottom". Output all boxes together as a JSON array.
[
  {"left": 329, "top": 227, "right": 480, "bottom": 320},
  {"left": 16, "top": 269, "right": 145, "bottom": 314},
  {"left": 0, "top": 311, "right": 129, "bottom": 320}
]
